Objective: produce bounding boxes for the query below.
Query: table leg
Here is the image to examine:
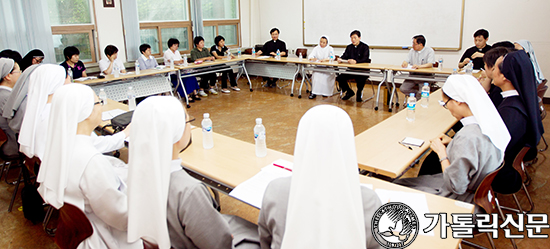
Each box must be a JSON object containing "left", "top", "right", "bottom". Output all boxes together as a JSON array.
[
  {"left": 177, "top": 70, "right": 190, "bottom": 108},
  {"left": 241, "top": 61, "right": 253, "bottom": 92}
]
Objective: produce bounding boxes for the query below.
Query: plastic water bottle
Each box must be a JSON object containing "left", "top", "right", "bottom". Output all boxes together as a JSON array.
[
  {"left": 276, "top": 49, "right": 281, "bottom": 60},
  {"left": 237, "top": 47, "right": 242, "bottom": 58},
  {"left": 99, "top": 88, "right": 107, "bottom": 106},
  {"left": 226, "top": 51, "right": 231, "bottom": 60},
  {"left": 170, "top": 59, "right": 174, "bottom": 69},
  {"left": 252, "top": 47, "right": 256, "bottom": 58},
  {"left": 67, "top": 67, "right": 73, "bottom": 82},
  {"left": 202, "top": 113, "right": 213, "bottom": 149},
  {"left": 466, "top": 61, "right": 473, "bottom": 74},
  {"left": 438, "top": 58, "right": 443, "bottom": 71},
  {"left": 298, "top": 52, "right": 303, "bottom": 61},
  {"left": 254, "top": 118, "right": 267, "bottom": 157},
  {"left": 329, "top": 51, "right": 334, "bottom": 63},
  {"left": 452, "top": 68, "right": 458, "bottom": 75},
  {"left": 113, "top": 64, "right": 120, "bottom": 77},
  {"left": 406, "top": 93, "right": 416, "bottom": 122},
  {"left": 183, "top": 54, "right": 188, "bottom": 67},
  {"left": 127, "top": 86, "right": 136, "bottom": 111},
  {"left": 135, "top": 60, "right": 140, "bottom": 74},
  {"left": 421, "top": 83, "right": 430, "bottom": 108}
]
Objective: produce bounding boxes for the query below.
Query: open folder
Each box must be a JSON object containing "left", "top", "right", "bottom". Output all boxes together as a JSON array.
[{"left": 229, "top": 159, "right": 293, "bottom": 209}]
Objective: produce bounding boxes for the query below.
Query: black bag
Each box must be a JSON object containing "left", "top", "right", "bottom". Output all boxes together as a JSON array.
[
  {"left": 21, "top": 166, "right": 45, "bottom": 224},
  {"left": 110, "top": 111, "right": 134, "bottom": 132}
]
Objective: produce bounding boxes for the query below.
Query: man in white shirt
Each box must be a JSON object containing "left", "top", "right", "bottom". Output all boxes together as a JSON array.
[
  {"left": 98, "top": 45, "right": 126, "bottom": 75},
  {"left": 400, "top": 35, "right": 435, "bottom": 99}
]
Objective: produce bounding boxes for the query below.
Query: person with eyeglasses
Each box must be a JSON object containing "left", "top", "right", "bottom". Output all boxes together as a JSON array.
[
  {"left": 394, "top": 75, "right": 510, "bottom": 212},
  {"left": 20, "top": 49, "right": 45, "bottom": 72},
  {"left": 0, "top": 58, "right": 22, "bottom": 158},
  {"left": 38, "top": 83, "right": 142, "bottom": 249}
]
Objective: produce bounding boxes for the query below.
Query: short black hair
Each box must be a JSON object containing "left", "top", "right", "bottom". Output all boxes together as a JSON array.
[
  {"left": 483, "top": 47, "right": 511, "bottom": 69},
  {"left": 139, "top": 44, "right": 151, "bottom": 54},
  {"left": 270, "top": 28, "right": 280, "bottom": 34},
  {"left": 350, "top": 30, "right": 361, "bottom": 38},
  {"left": 167, "top": 38, "right": 179, "bottom": 48},
  {"left": 473, "top": 29, "right": 489, "bottom": 39},
  {"left": 63, "top": 46, "right": 80, "bottom": 61},
  {"left": 104, "top": 45, "right": 118, "bottom": 56},
  {"left": 413, "top": 35, "right": 426, "bottom": 46},
  {"left": 193, "top": 36, "right": 204, "bottom": 46},
  {"left": 492, "top": 41, "right": 515, "bottom": 49},
  {"left": 214, "top": 35, "right": 225, "bottom": 46},
  {"left": 0, "top": 49, "right": 22, "bottom": 65}
]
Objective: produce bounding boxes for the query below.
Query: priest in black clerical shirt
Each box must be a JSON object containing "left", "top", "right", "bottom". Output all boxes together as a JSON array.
[
  {"left": 337, "top": 30, "right": 371, "bottom": 102},
  {"left": 258, "top": 28, "right": 287, "bottom": 87},
  {"left": 459, "top": 29, "right": 492, "bottom": 70}
]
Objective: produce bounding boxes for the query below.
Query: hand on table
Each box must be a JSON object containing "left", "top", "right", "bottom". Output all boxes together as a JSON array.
[
  {"left": 411, "top": 65, "right": 419, "bottom": 69},
  {"left": 348, "top": 59, "right": 357, "bottom": 64},
  {"left": 462, "top": 58, "right": 471, "bottom": 64},
  {"left": 401, "top": 61, "right": 408, "bottom": 68},
  {"left": 337, "top": 58, "right": 343, "bottom": 63}
]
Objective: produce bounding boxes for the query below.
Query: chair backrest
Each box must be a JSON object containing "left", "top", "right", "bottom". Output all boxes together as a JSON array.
[
  {"left": 295, "top": 48, "right": 308, "bottom": 58},
  {"left": 0, "top": 128, "right": 7, "bottom": 148},
  {"left": 512, "top": 147, "right": 531, "bottom": 182},
  {"left": 473, "top": 165, "right": 503, "bottom": 214},
  {"left": 432, "top": 61, "right": 439, "bottom": 68},
  {"left": 54, "top": 203, "right": 93, "bottom": 249}
]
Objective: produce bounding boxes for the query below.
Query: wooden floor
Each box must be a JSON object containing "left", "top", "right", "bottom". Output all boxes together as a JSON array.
[{"left": 1, "top": 77, "right": 549, "bottom": 248}]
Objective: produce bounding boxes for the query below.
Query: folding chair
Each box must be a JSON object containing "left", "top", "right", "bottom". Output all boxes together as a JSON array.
[
  {"left": 54, "top": 203, "right": 93, "bottom": 249},
  {"left": 537, "top": 80, "right": 547, "bottom": 152},
  {"left": 499, "top": 147, "right": 534, "bottom": 214}
]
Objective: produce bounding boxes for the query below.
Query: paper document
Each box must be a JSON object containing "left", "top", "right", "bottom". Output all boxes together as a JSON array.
[
  {"left": 472, "top": 69, "right": 480, "bottom": 74},
  {"left": 374, "top": 189, "right": 434, "bottom": 236},
  {"left": 229, "top": 159, "right": 293, "bottom": 209},
  {"left": 257, "top": 56, "right": 270, "bottom": 59},
  {"left": 402, "top": 65, "right": 415, "bottom": 70},
  {"left": 401, "top": 137, "right": 424, "bottom": 147},
  {"left": 102, "top": 109, "right": 127, "bottom": 121},
  {"left": 74, "top": 76, "right": 98, "bottom": 82}
]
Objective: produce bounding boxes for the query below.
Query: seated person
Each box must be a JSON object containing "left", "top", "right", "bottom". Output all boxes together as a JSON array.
[
  {"left": 480, "top": 47, "right": 511, "bottom": 108},
  {"left": 60, "top": 46, "right": 87, "bottom": 79},
  {"left": 257, "top": 28, "right": 287, "bottom": 87},
  {"left": 514, "top": 40, "right": 546, "bottom": 85},
  {"left": 394, "top": 75, "right": 510, "bottom": 211},
  {"left": 127, "top": 96, "right": 260, "bottom": 249},
  {"left": 307, "top": 35, "right": 335, "bottom": 99},
  {"left": 259, "top": 105, "right": 382, "bottom": 249},
  {"left": 490, "top": 51, "right": 544, "bottom": 193},
  {"left": 400, "top": 35, "right": 435, "bottom": 100},
  {"left": 336, "top": 30, "right": 371, "bottom": 102},
  {"left": 190, "top": 36, "right": 218, "bottom": 96},
  {"left": 20, "top": 49, "right": 44, "bottom": 72},
  {"left": 458, "top": 29, "right": 492, "bottom": 70},
  {"left": 137, "top": 43, "right": 158, "bottom": 70},
  {"left": 210, "top": 35, "right": 240, "bottom": 93},
  {"left": 0, "top": 49, "right": 23, "bottom": 65},
  {"left": 99, "top": 45, "right": 127, "bottom": 75},
  {"left": 38, "top": 84, "right": 141, "bottom": 249},
  {"left": 0, "top": 58, "right": 21, "bottom": 158},
  {"left": 163, "top": 38, "right": 200, "bottom": 102}
]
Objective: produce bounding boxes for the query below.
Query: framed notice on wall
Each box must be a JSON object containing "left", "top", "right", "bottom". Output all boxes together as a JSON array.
[{"left": 103, "top": 0, "right": 115, "bottom": 8}]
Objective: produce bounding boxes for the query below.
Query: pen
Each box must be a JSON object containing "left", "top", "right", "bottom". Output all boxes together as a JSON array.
[
  {"left": 398, "top": 142, "right": 413, "bottom": 150},
  {"left": 273, "top": 163, "right": 292, "bottom": 172}
]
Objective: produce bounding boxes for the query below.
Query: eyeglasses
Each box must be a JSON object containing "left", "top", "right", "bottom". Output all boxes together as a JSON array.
[
  {"left": 186, "top": 116, "right": 195, "bottom": 123},
  {"left": 10, "top": 69, "right": 21, "bottom": 74},
  {"left": 438, "top": 99, "right": 451, "bottom": 109},
  {"left": 94, "top": 99, "right": 104, "bottom": 106}
]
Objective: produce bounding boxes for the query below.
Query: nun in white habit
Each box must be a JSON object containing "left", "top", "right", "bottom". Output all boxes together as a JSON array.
[
  {"left": 38, "top": 83, "right": 141, "bottom": 249},
  {"left": 258, "top": 105, "right": 382, "bottom": 249},
  {"left": 17, "top": 64, "right": 127, "bottom": 161},
  {"left": 307, "top": 36, "right": 336, "bottom": 98},
  {"left": 394, "top": 75, "right": 510, "bottom": 208},
  {"left": 127, "top": 96, "right": 260, "bottom": 249}
]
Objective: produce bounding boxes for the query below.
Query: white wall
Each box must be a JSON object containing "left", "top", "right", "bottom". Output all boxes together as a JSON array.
[{"left": 94, "top": 0, "right": 126, "bottom": 62}]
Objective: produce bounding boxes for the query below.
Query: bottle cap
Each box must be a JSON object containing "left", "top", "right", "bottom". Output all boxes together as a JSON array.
[
  {"left": 410, "top": 93, "right": 415, "bottom": 97},
  {"left": 204, "top": 113, "right": 210, "bottom": 118},
  {"left": 424, "top": 83, "right": 429, "bottom": 86},
  {"left": 256, "top": 118, "right": 262, "bottom": 124}
]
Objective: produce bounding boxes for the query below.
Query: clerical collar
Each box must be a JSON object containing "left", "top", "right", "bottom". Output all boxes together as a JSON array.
[
  {"left": 500, "top": 90, "right": 519, "bottom": 98},
  {"left": 170, "top": 158, "right": 183, "bottom": 173},
  {"left": 460, "top": 116, "right": 478, "bottom": 126}
]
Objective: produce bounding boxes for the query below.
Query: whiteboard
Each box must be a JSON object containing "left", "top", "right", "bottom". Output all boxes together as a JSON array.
[{"left": 303, "top": 0, "right": 464, "bottom": 50}]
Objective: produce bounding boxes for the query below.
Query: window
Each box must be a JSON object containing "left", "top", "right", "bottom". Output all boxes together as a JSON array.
[
  {"left": 48, "top": 0, "right": 96, "bottom": 63},
  {"left": 202, "top": 0, "right": 240, "bottom": 48},
  {"left": 137, "top": 0, "right": 193, "bottom": 56}
]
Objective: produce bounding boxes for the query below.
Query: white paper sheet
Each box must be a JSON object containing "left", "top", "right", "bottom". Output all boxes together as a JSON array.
[
  {"left": 229, "top": 159, "right": 293, "bottom": 209},
  {"left": 374, "top": 189, "right": 434, "bottom": 236},
  {"left": 256, "top": 56, "right": 270, "bottom": 59},
  {"left": 74, "top": 76, "right": 98, "bottom": 82},
  {"left": 401, "top": 137, "right": 425, "bottom": 147},
  {"left": 102, "top": 109, "right": 127, "bottom": 121}
]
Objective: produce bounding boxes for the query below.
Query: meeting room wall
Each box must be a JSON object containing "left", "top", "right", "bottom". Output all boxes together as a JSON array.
[
  {"left": 94, "top": 0, "right": 127, "bottom": 63},
  {"left": 251, "top": 0, "right": 550, "bottom": 97}
]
